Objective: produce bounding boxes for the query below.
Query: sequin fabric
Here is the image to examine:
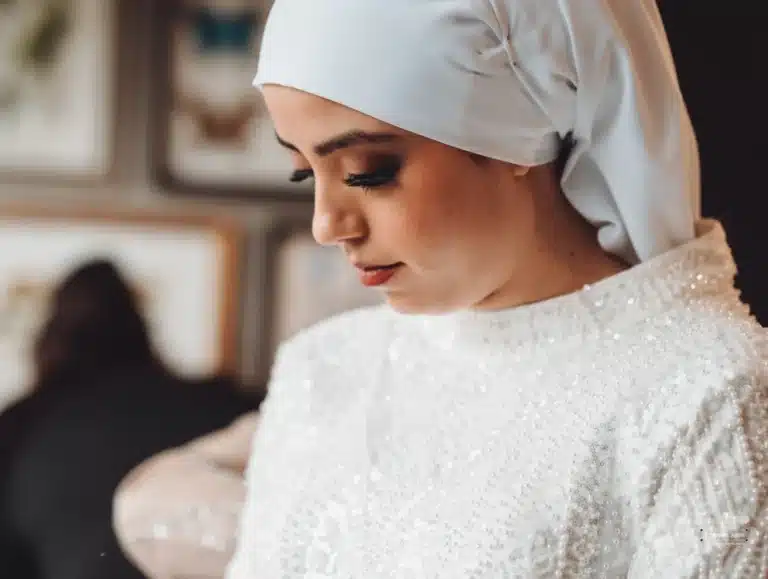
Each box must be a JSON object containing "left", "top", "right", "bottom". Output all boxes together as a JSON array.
[{"left": 228, "top": 220, "right": 768, "bottom": 579}]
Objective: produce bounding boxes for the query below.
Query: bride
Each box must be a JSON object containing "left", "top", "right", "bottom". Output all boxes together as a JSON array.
[
  {"left": 117, "top": 0, "right": 768, "bottom": 576},
  {"left": 229, "top": 0, "right": 768, "bottom": 576}
]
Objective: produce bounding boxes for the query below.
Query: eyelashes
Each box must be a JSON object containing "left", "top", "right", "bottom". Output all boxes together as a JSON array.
[
  {"left": 289, "top": 168, "right": 313, "bottom": 183},
  {"left": 288, "top": 156, "right": 402, "bottom": 191},
  {"left": 344, "top": 158, "right": 401, "bottom": 189}
]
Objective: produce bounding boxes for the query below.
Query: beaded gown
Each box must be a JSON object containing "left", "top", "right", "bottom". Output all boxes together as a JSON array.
[
  {"left": 117, "top": 219, "right": 768, "bottom": 578},
  {"left": 228, "top": 220, "right": 768, "bottom": 578}
]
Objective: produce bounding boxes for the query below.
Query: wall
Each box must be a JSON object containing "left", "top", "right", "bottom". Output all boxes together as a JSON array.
[{"left": 0, "top": 0, "right": 309, "bottom": 388}]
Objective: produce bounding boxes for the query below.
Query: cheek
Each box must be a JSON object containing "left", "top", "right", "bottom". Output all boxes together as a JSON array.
[{"left": 390, "top": 167, "right": 488, "bottom": 264}]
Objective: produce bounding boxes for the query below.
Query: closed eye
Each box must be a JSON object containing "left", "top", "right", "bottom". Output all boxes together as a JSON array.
[
  {"left": 289, "top": 168, "right": 313, "bottom": 183},
  {"left": 288, "top": 156, "right": 402, "bottom": 189},
  {"left": 343, "top": 159, "right": 401, "bottom": 190}
]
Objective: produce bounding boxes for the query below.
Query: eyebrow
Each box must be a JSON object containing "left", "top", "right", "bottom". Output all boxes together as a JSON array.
[{"left": 275, "top": 130, "right": 402, "bottom": 157}]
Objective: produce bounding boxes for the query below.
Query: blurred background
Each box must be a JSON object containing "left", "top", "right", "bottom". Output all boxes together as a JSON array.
[
  {"left": 0, "top": 0, "right": 385, "bottom": 413},
  {"left": 0, "top": 1, "right": 764, "bottom": 577}
]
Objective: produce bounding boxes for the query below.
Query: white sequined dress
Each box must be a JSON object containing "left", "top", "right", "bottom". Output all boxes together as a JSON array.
[{"left": 227, "top": 219, "right": 768, "bottom": 578}]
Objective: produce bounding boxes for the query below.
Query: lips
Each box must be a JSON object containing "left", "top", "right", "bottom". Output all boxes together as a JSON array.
[{"left": 356, "top": 263, "right": 402, "bottom": 287}]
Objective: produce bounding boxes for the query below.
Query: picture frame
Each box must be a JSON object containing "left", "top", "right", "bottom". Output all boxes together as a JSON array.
[
  {"left": 259, "top": 217, "right": 383, "bottom": 374},
  {"left": 0, "top": 0, "right": 115, "bottom": 180},
  {"left": 152, "top": 0, "right": 308, "bottom": 200},
  {"left": 0, "top": 205, "right": 242, "bottom": 411}
]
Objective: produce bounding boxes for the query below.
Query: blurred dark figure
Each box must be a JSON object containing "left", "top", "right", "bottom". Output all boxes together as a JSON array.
[
  {"left": 0, "top": 259, "right": 260, "bottom": 579},
  {"left": 658, "top": 2, "right": 767, "bottom": 325}
]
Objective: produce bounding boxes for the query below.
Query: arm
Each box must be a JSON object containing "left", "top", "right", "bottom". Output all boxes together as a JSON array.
[
  {"left": 113, "top": 412, "right": 259, "bottom": 579},
  {"left": 627, "top": 371, "right": 768, "bottom": 578},
  {"left": 226, "top": 342, "right": 312, "bottom": 579}
]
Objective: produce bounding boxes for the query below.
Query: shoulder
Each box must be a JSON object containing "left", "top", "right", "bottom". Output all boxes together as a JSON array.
[
  {"left": 258, "top": 305, "right": 395, "bottom": 425},
  {"left": 618, "top": 302, "right": 767, "bottom": 449},
  {"left": 622, "top": 291, "right": 765, "bottom": 390},
  {"left": 673, "top": 302, "right": 765, "bottom": 390},
  {"left": 279, "top": 304, "right": 395, "bottom": 360},
  {"left": 0, "top": 396, "right": 37, "bottom": 476},
  {"left": 270, "top": 304, "right": 396, "bottom": 388},
  {"left": 678, "top": 305, "right": 762, "bottom": 378},
  {"left": 0, "top": 392, "right": 50, "bottom": 455}
]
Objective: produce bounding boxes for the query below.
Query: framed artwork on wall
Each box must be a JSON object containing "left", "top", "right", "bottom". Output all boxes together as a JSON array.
[
  {"left": 0, "top": 206, "right": 242, "bottom": 411},
  {"left": 0, "top": 0, "right": 115, "bottom": 179},
  {"left": 152, "top": 0, "right": 307, "bottom": 200},
  {"left": 259, "top": 218, "right": 383, "bottom": 372}
]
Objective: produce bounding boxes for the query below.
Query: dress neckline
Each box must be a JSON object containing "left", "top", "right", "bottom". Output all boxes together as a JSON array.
[{"left": 400, "top": 220, "right": 740, "bottom": 356}]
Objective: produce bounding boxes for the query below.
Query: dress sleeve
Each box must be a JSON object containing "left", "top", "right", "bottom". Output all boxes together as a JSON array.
[
  {"left": 113, "top": 412, "right": 258, "bottom": 579},
  {"left": 226, "top": 340, "right": 313, "bottom": 579},
  {"left": 627, "top": 370, "right": 768, "bottom": 578}
]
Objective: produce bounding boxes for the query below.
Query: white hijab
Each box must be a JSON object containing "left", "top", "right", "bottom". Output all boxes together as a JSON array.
[{"left": 253, "top": 0, "right": 700, "bottom": 264}]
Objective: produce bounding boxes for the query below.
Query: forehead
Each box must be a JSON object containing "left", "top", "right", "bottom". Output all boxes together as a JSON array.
[{"left": 261, "top": 84, "right": 407, "bottom": 150}]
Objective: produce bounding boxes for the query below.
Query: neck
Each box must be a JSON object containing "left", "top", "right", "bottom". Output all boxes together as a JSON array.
[
  {"left": 476, "top": 170, "right": 629, "bottom": 311},
  {"left": 477, "top": 251, "right": 627, "bottom": 312}
]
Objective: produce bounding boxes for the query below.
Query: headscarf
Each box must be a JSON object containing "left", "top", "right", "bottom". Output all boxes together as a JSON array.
[{"left": 253, "top": 0, "right": 700, "bottom": 264}]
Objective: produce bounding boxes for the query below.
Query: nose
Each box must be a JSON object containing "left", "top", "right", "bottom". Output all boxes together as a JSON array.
[{"left": 312, "top": 187, "right": 366, "bottom": 246}]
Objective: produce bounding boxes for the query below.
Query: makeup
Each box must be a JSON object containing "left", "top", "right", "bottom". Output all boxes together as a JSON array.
[{"left": 356, "top": 263, "right": 402, "bottom": 287}]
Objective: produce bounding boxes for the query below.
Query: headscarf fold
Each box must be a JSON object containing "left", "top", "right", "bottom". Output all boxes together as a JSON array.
[{"left": 254, "top": 0, "right": 700, "bottom": 264}]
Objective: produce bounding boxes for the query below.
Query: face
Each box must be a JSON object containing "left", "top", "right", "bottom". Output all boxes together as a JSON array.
[{"left": 262, "top": 85, "right": 550, "bottom": 315}]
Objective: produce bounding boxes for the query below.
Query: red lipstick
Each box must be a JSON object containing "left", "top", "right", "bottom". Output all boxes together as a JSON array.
[{"left": 356, "top": 263, "right": 401, "bottom": 287}]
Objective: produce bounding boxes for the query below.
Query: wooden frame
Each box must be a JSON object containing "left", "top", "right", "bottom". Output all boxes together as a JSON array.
[
  {"left": 258, "top": 216, "right": 383, "bottom": 377},
  {"left": 151, "top": 0, "right": 311, "bottom": 201},
  {"left": 0, "top": 0, "right": 116, "bottom": 181},
  {"left": 0, "top": 205, "right": 243, "bottom": 389}
]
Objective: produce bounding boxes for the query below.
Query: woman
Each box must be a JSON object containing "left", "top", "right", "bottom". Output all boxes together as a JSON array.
[
  {"left": 227, "top": 0, "right": 768, "bottom": 576},
  {"left": 0, "top": 259, "right": 255, "bottom": 579}
]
